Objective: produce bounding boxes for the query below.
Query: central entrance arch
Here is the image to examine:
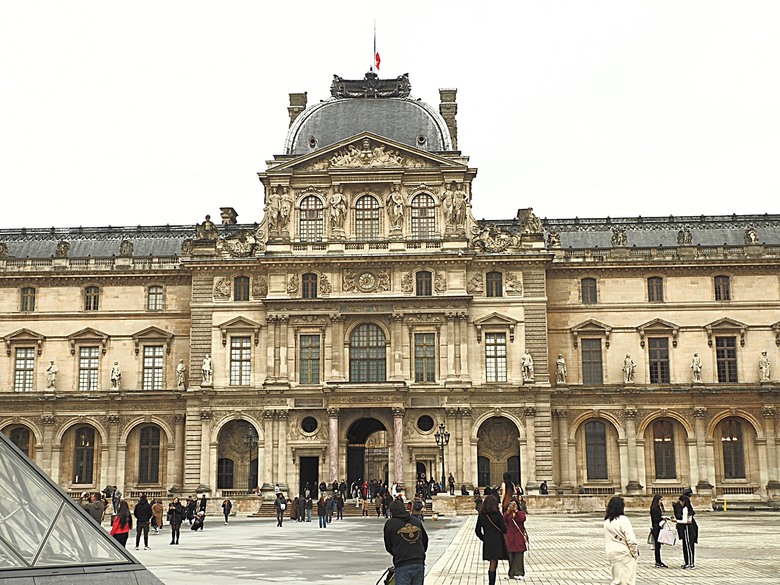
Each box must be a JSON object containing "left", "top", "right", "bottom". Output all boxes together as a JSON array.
[
  {"left": 476, "top": 416, "right": 521, "bottom": 489},
  {"left": 346, "top": 418, "right": 388, "bottom": 488}
]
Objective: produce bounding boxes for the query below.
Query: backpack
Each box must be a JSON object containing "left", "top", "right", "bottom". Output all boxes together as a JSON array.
[{"left": 414, "top": 500, "right": 423, "bottom": 511}]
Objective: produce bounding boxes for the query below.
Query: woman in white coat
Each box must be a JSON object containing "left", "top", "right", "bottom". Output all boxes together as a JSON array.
[{"left": 603, "top": 496, "right": 639, "bottom": 585}]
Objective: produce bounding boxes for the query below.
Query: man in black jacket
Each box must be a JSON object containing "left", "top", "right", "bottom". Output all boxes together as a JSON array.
[
  {"left": 384, "top": 499, "right": 428, "bottom": 585},
  {"left": 133, "top": 495, "right": 153, "bottom": 550}
]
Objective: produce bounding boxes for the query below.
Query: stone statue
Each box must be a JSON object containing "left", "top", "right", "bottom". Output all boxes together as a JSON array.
[
  {"left": 386, "top": 186, "right": 404, "bottom": 229},
  {"left": 279, "top": 187, "right": 293, "bottom": 229},
  {"left": 759, "top": 351, "right": 771, "bottom": 382},
  {"left": 611, "top": 227, "right": 628, "bottom": 247},
  {"left": 452, "top": 183, "right": 468, "bottom": 228},
  {"left": 110, "top": 361, "right": 122, "bottom": 390},
  {"left": 265, "top": 187, "right": 281, "bottom": 232},
  {"left": 691, "top": 353, "right": 703, "bottom": 382},
  {"left": 202, "top": 354, "right": 213, "bottom": 386},
  {"left": 547, "top": 231, "right": 561, "bottom": 248},
  {"left": 118, "top": 240, "right": 133, "bottom": 257},
  {"left": 55, "top": 240, "right": 70, "bottom": 258},
  {"left": 195, "top": 215, "right": 218, "bottom": 240},
  {"left": 521, "top": 350, "right": 534, "bottom": 382},
  {"left": 442, "top": 183, "right": 455, "bottom": 227},
  {"left": 556, "top": 354, "right": 567, "bottom": 384},
  {"left": 677, "top": 229, "right": 692, "bottom": 245},
  {"left": 745, "top": 227, "right": 759, "bottom": 245},
  {"left": 176, "top": 360, "right": 187, "bottom": 390},
  {"left": 622, "top": 354, "right": 636, "bottom": 383},
  {"left": 46, "top": 361, "right": 59, "bottom": 389},
  {"left": 328, "top": 186, "right": 348, "bottom": 230},
  {"left": 519, "top": 208, "right": 543, "bottom": 235}
]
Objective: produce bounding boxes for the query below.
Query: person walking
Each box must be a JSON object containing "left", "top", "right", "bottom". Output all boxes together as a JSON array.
[
  {"left": 499, "top": 472, "right": 516, "bottom": 513},
  {"left": 603, "top": 496, "right": 639, "bottom": 585},
  {"left": 503, "top": 499, "right": 528, "bottom": 580},
  {"left": 133, "top": 494, "right": 153, "bottom": 550},
  {"left": 475, "top": 494, "right": 508, "bottom": 585},
  {"left": 297, "top": 494, "right": 306, "bottom": 522},
  {"left": 151, "top": 499, "right": 164, "bottom": 535},
  {"left": 649, "top": 494, "right": 669, "bottom": 568},
  {"left": 317, "top": 495, "right": 327, "bottom": 528},
  {"left": 335, "top": 490, "right": 344, "bottom": 520},
  {"left": 384, "top": 498, "right": 428, "bottom": 585},
  {"left": 305, "top": 495, "right": 313, "bottom": 522},
  {"left": 221, "top": 498, "right": 232, "bottom": 524},
  {"left": 674, "top": 494, "right": 698, "bottom": 569},
  {"left": 167, "top": 498, "right": 184, "bottom": 545},
  {"left": 198, "top": 493, "right": 208, "bottom": 514},
  {"left": 448, "top": 473, "right": 456, "bottom": 496},
  {"left": 109, "top": 500, "right": 132, "bottom": 547},
  {"left": 274, "top": 492, "right": 286, "bottom": 527},
  {"left": 325, "top": 494, "right": 334, "bottom": 523}
]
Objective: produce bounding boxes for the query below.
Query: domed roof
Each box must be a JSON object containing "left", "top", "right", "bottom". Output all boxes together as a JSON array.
[{"left": 284, "top": 73, "right": 453, "bottom": 155}]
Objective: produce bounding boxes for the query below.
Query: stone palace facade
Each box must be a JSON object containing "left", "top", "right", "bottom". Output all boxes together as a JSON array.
[{"left": 1, "top": 72, "right": 779, "bottom": 503}]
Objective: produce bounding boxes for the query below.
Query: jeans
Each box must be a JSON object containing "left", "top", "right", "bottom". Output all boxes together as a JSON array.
[
  {"left": 318, "top": 515, "right": 327, "bottom": 528},
  {"left": 394, "top": 563, "right": 425, "bottom": 585},
  {"left": 306, "top": 509, "right": 312, "bottom": 522},
  {"left": 135, "top": 523, "right": 150, "bottom": 548}
]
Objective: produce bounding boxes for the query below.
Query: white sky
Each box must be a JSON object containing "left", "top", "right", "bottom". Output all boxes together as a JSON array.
[{"left": 1, "top": 1, "right": 779, "bottom": 229}]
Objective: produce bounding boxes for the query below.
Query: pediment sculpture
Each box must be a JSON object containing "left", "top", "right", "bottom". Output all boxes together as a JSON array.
[
  {"left": 216, "top": 225, "right": 265, "bottom": 257},
  {"left": 471, "top": 225, "right": 520, "bottom": 253}
]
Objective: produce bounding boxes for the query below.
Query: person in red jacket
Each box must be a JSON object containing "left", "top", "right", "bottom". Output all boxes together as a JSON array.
[
  {"left": 109, "top": 500, "right": 132, "bottom": 547},
  {"left": 503, "top": 499, "right": 528, "bottom": 580}
]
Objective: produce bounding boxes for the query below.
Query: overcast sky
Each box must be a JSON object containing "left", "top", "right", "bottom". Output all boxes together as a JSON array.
[{"left": 1, "top": 1, "right": 779, "bottom": 229}]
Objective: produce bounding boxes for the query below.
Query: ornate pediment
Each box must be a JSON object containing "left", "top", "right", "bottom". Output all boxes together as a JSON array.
[
  {"left": 571, "top": 319, "right": 612, "bottom": 349},
  {"left": 269, "top": 132, "right": 466, "bottom": 173},
  {"left": 131, "top": 326, "right": 174, "bottom": 355},
  {"left": 218, "top": 317, "right": 262, "bottom": 346},
  {"left": 474, "top": 312, "right": 517, "bottom": 342},
  {"left": 2, "top": 328, "right": 45, "bottom": 356},
  {"left": 705, "top": 318, "right": 748, "bottom": 347},
  {"left": 637, "top": 319, "right": 680, "bottom": 348},
  {"left": 216, "top": 226, "right": 265, "bottom": 258},
  {"left": 67, "top": 327, "right": 109, "bottom": 355}
]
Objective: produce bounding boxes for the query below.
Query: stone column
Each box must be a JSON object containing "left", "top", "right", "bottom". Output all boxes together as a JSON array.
[
  {"left": 277, "top": 410, "right": 288, "bottom": 485},
  {"left": 445, "top": 314, "right": 456, "bottom": 381},
  {"left": 461, "top": 409, "right": 474, "bottom": 486},
  {"left": 266, "top": 316, "right": 277, "bottom": 382},
  {"left": 279, "top": 316, "right": 289, "bottom": 381},
  {"left": 453, "top": 315, "right": 462, "bottom": 378},
  {"left": 458, "top": 314, "right": 470, "bottom": 382},
  {"left": 116, "top": 445, "right": 127, "bottom": 492},
  {"left": 40, "top": 415, "right": 56, "bottom": 479},
  {"left": 330, "top": 315, "right": 344, "bottom": 381},
  {"left": 262, "top": 411, "right": 274, "bottom": 486},
  {"left": 199, "top": 410, "right": 213, "bottom": 491},
  {"left": 523, "top": 407, "right": 536, "bottom": 489},
  {"left": 328, "top": 408, "right": 340, "bottom": 482},
  {"left": 183, "top": 401, "right": 203, "bottom": 491},
  {"left": 173, "top": 414, "right": 185, "bottom": 489},
  {"left": 107, "top": 414, "right": 121, "bottom": 486},
  {"left": 391, "top": 314, "right": 404, "bottom": 381},
  {"left": 556, "top": 409, "right": 572, "bottom": 491},
  {"left": 445, "top": 408, "right": 459, "bottom": 484},
  {"left": 624, "top": 409, "right": 642, "bottom": 492},
  {"left": 763, "top": 407, "right": 779, "bottom": 496},
  {"left": 693, "top": 407, "right": 713, "bottom": 493},
  {"left": 392, "top": 408, "right": 405, "bottom": 483}
]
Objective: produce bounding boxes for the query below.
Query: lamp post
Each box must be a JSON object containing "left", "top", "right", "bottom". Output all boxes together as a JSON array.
[
  {"left": 242, "top": 426, "right": 259, "bottom": 494},
  {"left": 434, "top": 422, "right": 450, "bottom": 492}
]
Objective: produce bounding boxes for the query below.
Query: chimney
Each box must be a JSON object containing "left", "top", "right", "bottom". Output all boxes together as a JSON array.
[
  {"left": 288, "top": 92, "right": 308, "bottom": 128},
  {"left": 439, "top": 88, "right": 458, "bottom": 150},
  {"left": 220, "top": 207, "right": 239, "bottom": 225}
]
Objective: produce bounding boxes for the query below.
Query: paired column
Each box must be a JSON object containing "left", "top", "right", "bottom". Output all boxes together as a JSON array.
[
  {"left": 279, "top": 316, "right": 289, "bottom": 382},
  {"left": 328, "top": 408, "right": 340, "bottom": 482},
  {"left": 266, "top": 316, "right": 277, "bottom": 382},
  {"left": 277, "top": 410, "right": 288, "bottom": 483},
  {"left": 624, "top": 409, "right": 642, "bottom": 492},
  {"left": 523, "top": 407, "right": 536, "bottom": 488},
  {"left": 445, "top": 314, "right": 456, "bottom": 380},
  {"left": 458, "top": 313, "right": 470, "bottom": 381},
  {"left": 554, "top": 409, "right": 572, "bottom": 491},
  {"left": 762, "top": 407, "right": 778, "bottom": 493},
  {"left": 393, "top": 408, "right": 405, "bottom": 483},
  {"left": 262, "top": 411, "right": 274, "bottom": 485},
  {"left": 330, "top": 315, "right": 345, "bottom": 381},
  {"left": 693, "top": 407, "right": 713, "bottom": 491},
  {"left": 391, "top": 314, "right": 404, "bottom": 381}
]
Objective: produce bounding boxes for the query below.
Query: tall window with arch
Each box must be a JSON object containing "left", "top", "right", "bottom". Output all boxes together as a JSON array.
[
  {"left": 584, "top": 420, "right": 607, "bottom": 480},
  {"left": 10, "top": 427, "right": 31, "bottom": 457},
  {"left": 138, "top": 426, "right": 161, "bottom": 484},
  {"left": 355, "top": 195, "right": 380, "bottom": 239},
  {"left": 73, "top": 427, "right": 95, "bottom": 484},
  {"left": 349, "top": 324, "right": 386, "bottom": 383},
  {"left": 410, "top": 194, "right": 436, "bottom": 239},
  {"left": 299, "top": 196, "right": 324, "bottom": 241},
  {"left": 721, "top": 418, "right": 745, "bottom": 479},
  {"left": 217, "top": 458, "right": 234, "bottom": 489},
  {"left": 653, "top": 420, "right": 676, "bottom": 479}
]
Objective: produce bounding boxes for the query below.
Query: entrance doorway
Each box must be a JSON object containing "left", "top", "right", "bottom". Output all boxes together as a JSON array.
[
  {"left": 416, "top": 461, "right": 427, "bottom": 482},
  {"left": 299, "top": 456, "right": 319, "bottom": 497},
  {"left": 476, "top": 416, "right": 521, "bottom": 488},
  {"left": 346, "top": 418, "right": 388, "bottom": 488}
]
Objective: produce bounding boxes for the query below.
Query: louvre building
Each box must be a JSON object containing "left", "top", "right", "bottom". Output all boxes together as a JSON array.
[{"left": 1, "top": 72, "right": 778, "bottom": 508}]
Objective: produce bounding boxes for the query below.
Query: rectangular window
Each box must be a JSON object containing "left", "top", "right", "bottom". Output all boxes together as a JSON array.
[
  {"left": 20, "top": 287, "right": 36, "bottom": 312},
  {"left": 581, "top": 339, "right": 603, "bottom": 385},
  {"left": 716, "top": 336, "right": 738, "bottom": 382},
  {"left": 714, "top": 275, "right": 731, "bottom": 301},
  {"left": 230, "top": 336, "right": 252, "bottom": 385},
  {"left": 14, "top": 348, "right": 35, "bottom": 392},
  {"left": 299, "top": 335, "right": 321, "bottom": 384},
  {"left": 653, "top": 421, "right": 676, "bottom": 479},
  {"left": 234, "top": 277, "right": 250, "bottom": 302},
  {"left": 414, "top": 333, "right": 436, "bottom": 383},
  {"left": 486, "top": 272, "right": 503, "bottom": 297},
  {"left": 147, "top": 286, "right": 164, "bottom": 310},
  {"left": 302, "top": 274, "right": 318, "bottom": 299},
  {"left": 78, "top": 346, "right": 100, "bottom": 391},
  {"left": 142, "top": 345, "right": 164, "bottom": 390},
  {"left": 585, "top": 421, "right": 608, "bottom": 480},
  {"left": 581, "top": 278, "right": 597, "bottom": 304},
  {"left": 485, "top": 333, "right": 507, "bottom": 383},
  {"left": 84, "top": 286, "right": 100, "bottom": 311},
  {"left": 648, "top": 337, "right": 670, "bottom": 384},
  {"left": 647, "top": 277, "right": 663, "bottom": 302}
]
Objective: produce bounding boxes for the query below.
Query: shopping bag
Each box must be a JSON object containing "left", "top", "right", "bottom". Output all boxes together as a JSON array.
[
  {"left": 657, "top": 523, "right": 676, "bottom": 546},
  {"left": 646, "top": 529, "right": 654, "bottom": 545}
]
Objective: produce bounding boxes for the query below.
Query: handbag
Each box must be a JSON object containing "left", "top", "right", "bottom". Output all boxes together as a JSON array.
[
  {"left": 646, "top": 529, "right": 655, "bottom": 545},
  {"left": 657, "top": 523, "right": 677, "bottom": 546}
]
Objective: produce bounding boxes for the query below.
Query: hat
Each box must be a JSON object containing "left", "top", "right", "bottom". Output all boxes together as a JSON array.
[{"left": 389, "top": 499, "right": 409, "bottom": 518}]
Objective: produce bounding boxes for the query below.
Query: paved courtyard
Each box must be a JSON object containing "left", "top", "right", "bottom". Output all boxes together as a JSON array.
[{"left": 132, "top": 511, "right": 780, "bottom": 585}]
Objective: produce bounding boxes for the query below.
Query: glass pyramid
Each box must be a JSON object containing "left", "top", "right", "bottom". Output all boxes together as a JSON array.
[{"left": 0, "top": 431, "right": 162, "bottom": 582}]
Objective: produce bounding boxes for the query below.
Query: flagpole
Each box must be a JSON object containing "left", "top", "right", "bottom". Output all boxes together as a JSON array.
[{"left": 372, "top": 20, "right": 376, "bottom": 72}]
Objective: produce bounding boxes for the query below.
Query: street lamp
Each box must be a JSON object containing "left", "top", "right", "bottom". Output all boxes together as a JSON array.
[
  {"left": 434, "top": 422, "right": 450, "bottom": 492},
  {"left": 242, "top": 426, "right": 259, "bottom": 494}
]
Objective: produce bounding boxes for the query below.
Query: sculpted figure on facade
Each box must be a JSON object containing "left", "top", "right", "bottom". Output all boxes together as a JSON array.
[
  {"left": 691, "top": 353, "right": 703, "bottom": 382},
  {"left": 119, "top": 239, "right": 134, "bottom": 257},
  {"left": 265, "top": 186, "right": 281, "bottom": 232},
  {"left": 442, "top": 182, "right": 455, "bottom": 229},
  {"left": 213, "top": 277, "right": 231, "bottom": 299},
  {"left": 195, "top": 215, "right": 218, "bottom": 241},
  {"left": 401, "top": 272, "right": 413, "bottom": 293},
  {"left": 677, "top": 228, "right": 692, "bottom": 245},
  {"left": 471, "top": 225, "right": 519, "bottom": 252},
  {"left": 745, "top": 227, "right": 759, "bottom": 245},
  {"left": 386, "top": 185, "right": 404, "bottom": 229},
  {"left": 556, "top": 354, "right": 567, "bottom": 384},
  {"left": 547, "top": 231, "right": 561, "bottom": 248},
  {"left": 505, "top": 273, "right": 522, "bottom": 295},
  {"left": 177, "top": 360, "right": 187, "bottom": 390},
  {"left": 0, "top": 242, "right": 8, "bottom": 258},
  {"left": 434, "top": 271, "right": 447, "bottom": 293},
  {"left": 467, "top": 273, "right": 484, "bottom": 294},
  {"left": 319, "top": 274, "right": 332, "bottom": 295},
  {"left": 202, "top": 354, "right": 213, "bottom": 386},
  {"left": 328, "top": 186, "right": 348, "bottom": 231},
  {"left": 521, "top": 351, "right": 534, "bottom": 382},
  {"left": 452, "top": 183, "right": 468, "bottom": 229},
  {"left": 759, "top": 351, "right": 771, "bottom": 381},
  {"left": 622, "top": 354, "right": 636, "bottom": 383},
  {"left": 46, "top": 360, "right": 59, "bottom": 389},
  {"left": 279, "top": 187, "right": 293, "bottom": 230},
  {"left": 55, "top": 240, "right": 70, "bottom": 258},
  {"left": 518, "top": 208, "right": 543, "bottom": 235},
  {"left": 611, "top": 227, "right": 628, "bottom": 247},
  {"left": 252, "top": 276, "right": 268, "bottom": 298},
  {"left": 110, "top": 361, "right": 122, "bottom": 390}
]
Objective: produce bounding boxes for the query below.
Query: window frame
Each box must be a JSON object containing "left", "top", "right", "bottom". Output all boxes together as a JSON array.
[
  {"left": 414, "top": 332, "right": 436, "bottom": 383},
  {"left": 138, "top": 425, "right": 161, "bottom": 484},
  {"left": 84, "top": 286, "right": 100, "bottom": 311},
  {"left": 581, "top": 278, "right": 598, "bottom": 304},
  {"left": 13, "top": 347, "right": 35, "bottom": 392},
  {"left": 721, "top": 418, "right": 746, "bottom": 479},
  {"left": 142, "top": 344, "right": 165, "bottom": 391},
  {"left": 78, "top": 345, "right": 100, "bottom": 392},
  {"left": 648, "top": 337, "right": 670, "bottom": 384},
  {"left": 584, "top": 420, "right": 608, "bottom": 481},
  {"left": 217, "top": 458, "right": 235, "bottom": 489},
  {"left": 349, "top": 323, "right": 387, "bottom": 383},
  {"left": 234, "top": 276, "right": 250, "bottom": 302},
  {"left": 9, "top": 427, "right": 31, "bottom": 457},
  {"left": 146, "top": 285, "right": 164, "bottom": 311},
  {"left": 302, "top": 273, "right": 318, "bottom": 299},
  {"left": 20, "top": 287, "right": 36, "bottom": 312},
  {"left": 647, "top": 277, "right": 664, "bottom": 303},
  {"left": 484, "top": 332, "right": 507, "bottom": 383},
  {"left": 653, "top": 419, "right": 676, "bottom": 479},
  {"left": 299, "top": 195, "right": 324, "bottom": 242},
  {"left": 415, "top": 271, "right": 432, "bottom": 296},
  {"left": 73, "top": 426, "right": 95, "bottom": 484},
  {"left": 714, "top": 275, "right": 731, "bottom": 301},
  {"left": 715, "top": 336, "right": 738, "bottom": 383},
  {"left": 299, "top": 334, "right": 321, "bottom": 385},
  {"left": 486, "top": 271, "right": 503, "bottom": 298},
  {"left": 354, "top": 195, "right": 380, "bottom": 240},
  {"left": 410, "top": 193, "right": 436, "bottom": 239},
  {"left": 581, "top": 338, "right": 604, "bottom": 385},
  {"left": 229, "top": 336, "right": 252, "bottom": 386}
]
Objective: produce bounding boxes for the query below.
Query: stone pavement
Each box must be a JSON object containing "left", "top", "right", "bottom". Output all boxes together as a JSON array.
[{"left": 131, "top": 511, "right": 780, "bottom": 584}]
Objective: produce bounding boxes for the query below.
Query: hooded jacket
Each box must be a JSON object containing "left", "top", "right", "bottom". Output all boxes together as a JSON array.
[{"left": 384, "top": 499, "right": 428, "bottom": 568}]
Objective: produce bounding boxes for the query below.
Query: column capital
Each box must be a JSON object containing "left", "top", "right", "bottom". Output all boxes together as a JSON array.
[
  {"left": 552, "top": 408, "right": 569, "bottom": 419},
  {"left": 524, "top": 406, "right": 537, "bottom": 418},
  {"left": 200, "top": 410, "right": 213, "bottom": 420},
  {"left": 762, "top": 406, "right": 776, "bottom": 418},
  {"left": 40, "top": 415, "right": 56, "bottom": 425},
  {"left": 623, "top": 408, "right": 638, "bottom": 420},
  {"left": 392, "top": 407, "right": 405, "bottom": 418},
  {"left": 327, "top": 407, "right": 340, "bottom": 418},
  {"left": 693, "top": 407, "right": 707, "bottom": 418},
  {"left": 329, "top": 314, "right": 343, "bottom": 323},
  {"left": 275, "top": 409, "right": 289, "bottom": 419},
  {"left": 262, "top": 410, "right": 276, "bottom": 420},
  {"left": 174, "top": 413, "right": 185, "bottom": 424}
]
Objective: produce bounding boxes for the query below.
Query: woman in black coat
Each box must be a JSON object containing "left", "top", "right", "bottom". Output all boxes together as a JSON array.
[
  {"left": 167, "top": 498, "right": 184, "bottom": 545},
  {"left": 475, "top": 494, "right": 508, "bottom": 585},
  {"left": 649, "top": 494, "right": 668, "bottom": 568}
]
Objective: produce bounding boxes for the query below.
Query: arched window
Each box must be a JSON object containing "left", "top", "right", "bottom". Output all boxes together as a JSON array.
[
  {"left": 302, "top": 273, "right": 318, "bottom": 299},
  {"left": 581, "top": 278, "right": 597, "bottom": 304},
  {"left": 415, "top": 271, "right": 432, "bottom": 296},
  {"left": 721, "top": 419, "right": 745, "bottom": 479},
  {"left": 73, "top": 427, "right": 95, "bottom": 484},
  {"left": 234, "top": 276, "right": 250, "bottom": 301},
  {"left": 349, "top": 324, "right": 386, "bottom": 383},
  {"left": 9, "top": 427, "right": 31, "bottom": 457},
  {"left": 299, "top": 196, "right": 324, "bottom": 241},
  {"left": 653, "top": 420, "right": 676, "bottom": 479},
  {"left": 486, "top": 271, "right": 503, "bottom": 297},
  {"left": 584, "top": 421, "right": 607, "bottom": 480},
  {"left": 217, "top": 458, "right": 234, "bottom": 489},
  {"left": 410, "top": 194, "right": 436, "bottom": 239},
  {"left": 138, "top": 426, "right": 161, "bottom": 484},
  {"left": 84, "top": 286, "right": 100, "bottom": 311},
  {"left": 355, "top": 195, "right": 380, "bottom": 240}
]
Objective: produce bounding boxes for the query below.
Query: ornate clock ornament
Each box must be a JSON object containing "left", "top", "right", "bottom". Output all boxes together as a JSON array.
[{"left": 358, "top": 272, "right": 377, "bottom": 292}]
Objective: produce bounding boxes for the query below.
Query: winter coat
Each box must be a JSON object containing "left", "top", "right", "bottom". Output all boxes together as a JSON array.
[
  {"left": 152, "top": 502, "right": 164, "bottom": 527},
  {"left": 110, "top": 514, "right": 132, "bottom": 535},
  {"left": 503, "top": 510, "right": 527, "bottom": 553},
  {"left": 133, "top": 499, "right": 153, "bottom": 525},
  {"left": 475, "top": 511, "right": 508, "bottom": 560},
  {"left": 317, "top": 498, "right": 327, "bottom": 516},
  {"left": 167, "top": 503, "right": 184, "bottom": 526}
]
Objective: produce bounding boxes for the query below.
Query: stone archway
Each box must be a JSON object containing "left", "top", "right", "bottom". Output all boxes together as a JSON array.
[
  {"left": 217, "top": 420, "right": 259, "bottom": 493},
  {"left": 346, "top": 418, "right": 388, "bottom": 489},
  {"left": 477, "top": 416, "right": 520, "bottom": 488}
]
